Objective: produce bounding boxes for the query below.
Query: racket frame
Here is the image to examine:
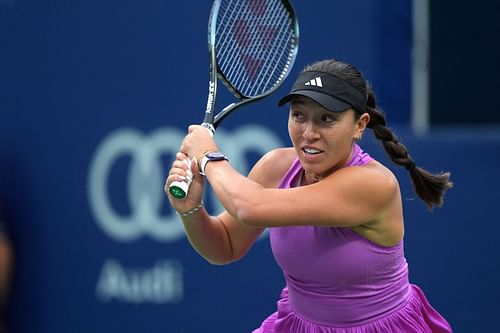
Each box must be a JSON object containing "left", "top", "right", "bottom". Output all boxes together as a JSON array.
[
  {"left": 170, "top": 0, "right": 299, "bottom": 200},
  {"left": 202, "top": 0, "right": 299, "bottom": 131}
]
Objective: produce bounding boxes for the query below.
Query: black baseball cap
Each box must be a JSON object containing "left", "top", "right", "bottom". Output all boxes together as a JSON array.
[{"left": 278, "top": 71, "right": 367, "bottom": 114}]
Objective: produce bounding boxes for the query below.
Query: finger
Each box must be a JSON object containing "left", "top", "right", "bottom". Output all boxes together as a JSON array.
[
  {"left": 166, "top": 172, "right": 187, "bottom": 183},
  {"left": 172, "top": 159, "right": 189, "bottom": 170},
  {"left": 190, "top": 157, "right": 200, "bottom": 174},
  {"left": 175, "top": 151, "right": 189, "bottom": 160},
  {"left": 169, "top": 157, "right": 195, "bottom": 179},
  {"left": 188, "top": 125, "right": 202, "bottom": 133},
  {"left": 168, "top": 165, "right": 188, "bottom": 177}
]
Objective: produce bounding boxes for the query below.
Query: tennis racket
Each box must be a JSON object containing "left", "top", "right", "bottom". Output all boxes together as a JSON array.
[{"left": 169, "top": 0, "right": 299, "bottom": 199}]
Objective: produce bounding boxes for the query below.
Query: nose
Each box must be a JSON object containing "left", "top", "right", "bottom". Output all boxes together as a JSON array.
[{"left": 302, "top": 121, "right": 320, "bottom": 140}]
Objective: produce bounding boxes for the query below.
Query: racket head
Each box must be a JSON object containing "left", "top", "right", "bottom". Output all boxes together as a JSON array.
[
  {"left": 172, "top": 0, "right": 299, "bottom": 200},
  {"left": 210, "top": 0, "right": 299, "bottom": 101}
]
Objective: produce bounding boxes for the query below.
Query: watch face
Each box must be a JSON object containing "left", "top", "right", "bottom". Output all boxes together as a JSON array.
[{"left": 206, "top": 151, "right": 227, "bottom": 160}]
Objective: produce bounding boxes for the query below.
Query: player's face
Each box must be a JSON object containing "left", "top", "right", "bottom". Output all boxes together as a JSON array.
[{"left": 288, "top": 96, "right": 360, "bottom": 181}]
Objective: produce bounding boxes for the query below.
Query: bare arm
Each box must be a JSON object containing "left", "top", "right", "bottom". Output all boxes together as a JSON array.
[
  {"left": 166, "top": 148, "right": 295, "bottom": 265},
  {"left": 204, "top": 160, "right": 399, "bottom": 228}
]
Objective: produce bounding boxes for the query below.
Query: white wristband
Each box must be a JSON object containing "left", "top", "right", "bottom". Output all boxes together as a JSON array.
[{"left": 200, "top": 155, "right": 210, "bottom": 176}]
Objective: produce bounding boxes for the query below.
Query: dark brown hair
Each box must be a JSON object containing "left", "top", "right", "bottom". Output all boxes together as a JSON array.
[{"left": 304, "top": 59, "right": 453, "bottom": 209}]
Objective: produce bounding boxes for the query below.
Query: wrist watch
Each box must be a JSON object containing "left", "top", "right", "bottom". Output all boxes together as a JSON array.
[{"left": 199, "top": 151, "right": 228, "bottom": 176}]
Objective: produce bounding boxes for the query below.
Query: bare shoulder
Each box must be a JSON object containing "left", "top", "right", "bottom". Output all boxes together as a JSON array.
[
  {"left": 328, "top": 159, "right": 400, "bottom": 208},
  {"left": 362, "top": 160, "right": 400, "bottom": 197},
  {"left": 362, "top": 160, "right": 399, "bottom": 187},
  {"left": 248, "top": 147, "right": 296, "bottom": 188},
  {"left": 340, "top": 161, "right": 404, "bottom": 246}
]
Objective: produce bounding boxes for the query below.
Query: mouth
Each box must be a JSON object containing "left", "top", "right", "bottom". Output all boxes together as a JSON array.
[{"left": 302, "top": 147, "right": 323, "bottom": 156}]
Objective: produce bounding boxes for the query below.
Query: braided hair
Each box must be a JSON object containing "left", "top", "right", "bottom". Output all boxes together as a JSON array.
[{"left": 304, "top": 59, "right": 453, "bottom": 209}]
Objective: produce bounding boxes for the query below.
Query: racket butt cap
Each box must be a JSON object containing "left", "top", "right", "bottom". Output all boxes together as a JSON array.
[{"left": 169, "top": 181, "right": 188, "bottom": 199}]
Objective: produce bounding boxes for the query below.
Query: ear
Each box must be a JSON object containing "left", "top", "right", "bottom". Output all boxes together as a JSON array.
[{"left": 354, "top": 112, "right": 370, "bottom": 140}]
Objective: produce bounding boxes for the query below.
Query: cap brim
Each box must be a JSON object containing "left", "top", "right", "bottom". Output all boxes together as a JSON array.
[{"left": 278, "top": 90, "right": 352, "bottom": 112}]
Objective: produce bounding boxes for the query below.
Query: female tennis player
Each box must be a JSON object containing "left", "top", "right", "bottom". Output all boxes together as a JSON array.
[{"left": 166, "top": 59, "right": 453, "bottom": 332}]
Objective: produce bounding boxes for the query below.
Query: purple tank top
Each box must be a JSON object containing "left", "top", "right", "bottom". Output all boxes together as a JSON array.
[{"left": 269, "top": 144, "right": 410, "bottom": 327}]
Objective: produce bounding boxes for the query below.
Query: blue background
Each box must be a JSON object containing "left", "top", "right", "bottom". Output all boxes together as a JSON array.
[{"left": 1, "top": 0, "right": 499, "bottom": 332}]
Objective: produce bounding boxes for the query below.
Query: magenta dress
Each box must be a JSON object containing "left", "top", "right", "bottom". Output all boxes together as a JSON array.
[{"left": 252, "top": 145, "right": 452, "bottom": 333}]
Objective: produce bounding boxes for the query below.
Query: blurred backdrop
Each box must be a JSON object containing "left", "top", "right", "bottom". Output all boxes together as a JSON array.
[{"left": 0, "top": 0, "right": 499, "bottom": 332}]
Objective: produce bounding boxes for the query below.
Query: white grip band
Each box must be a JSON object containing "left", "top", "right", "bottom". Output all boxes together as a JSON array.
[{"left": 168, "top": 157, "right": 193, "bottom": 200}]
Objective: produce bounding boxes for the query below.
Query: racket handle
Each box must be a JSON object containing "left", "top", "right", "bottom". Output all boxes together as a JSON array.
[
  {"left": 201, "top": 122, "right": 215, "bottom": 135},
  {"left": 169, "top": 157, "right": 194, "bottom": 200},
  {"left": 169, "top": 124, "right": 213, "bottom": 199}
]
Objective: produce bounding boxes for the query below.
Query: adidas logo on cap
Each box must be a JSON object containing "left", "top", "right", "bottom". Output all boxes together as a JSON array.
[{"left": 304, "top": 77, "right": 323, "bottom": 87}]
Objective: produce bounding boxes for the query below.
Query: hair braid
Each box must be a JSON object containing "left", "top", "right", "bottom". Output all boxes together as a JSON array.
[{"left": 366, "top": 88, "right": 453, "bottom": 209}]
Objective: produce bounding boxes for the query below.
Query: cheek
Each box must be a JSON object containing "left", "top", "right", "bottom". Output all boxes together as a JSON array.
[{"left": 288, "top": 122, "right": 300, "bottom": 140}]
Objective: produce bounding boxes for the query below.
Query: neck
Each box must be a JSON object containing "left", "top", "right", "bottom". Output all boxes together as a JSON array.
[{"left": 302, "top": 171, "right": 322, "bottom": 185}]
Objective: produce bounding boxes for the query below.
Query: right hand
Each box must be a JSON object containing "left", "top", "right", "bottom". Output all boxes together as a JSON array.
[{"left": 165, "top": 152, "right": 205, "bottom": 214}]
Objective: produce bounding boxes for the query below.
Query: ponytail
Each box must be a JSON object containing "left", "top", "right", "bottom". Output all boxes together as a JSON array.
[{"left": 366, "top": 88, "right": 453, "bottom": 210}]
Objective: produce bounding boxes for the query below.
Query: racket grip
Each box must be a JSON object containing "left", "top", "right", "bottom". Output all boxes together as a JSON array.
[
  {"left": 170, "top": 124, "right": 212, "bottom": 199},
  {"left": 169, "top": 157, "right": 194, "bottom": 200}
]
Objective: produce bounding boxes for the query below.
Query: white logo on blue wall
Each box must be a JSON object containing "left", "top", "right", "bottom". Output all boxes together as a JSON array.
[
  {"left": 96, "top": 259, "right": 183, "bottom": 303},
  {"left": 88, "top": 125, "right": 283, "bottom": 242}
]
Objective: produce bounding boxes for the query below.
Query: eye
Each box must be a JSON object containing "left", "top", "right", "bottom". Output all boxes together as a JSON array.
[
  {"left": 291, "top": 110, "right": 306, "bottom": 122},
  {"left": 320, "top": 113, "right": 336, "bottom": 123}
]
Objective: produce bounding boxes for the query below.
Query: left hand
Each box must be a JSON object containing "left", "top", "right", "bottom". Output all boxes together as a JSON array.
[
  {"left": 165, "top": 151, "right": 205, "bottom": 212},
  {"left": 180, "top": 125, "right": 219, "bottom": 163}
]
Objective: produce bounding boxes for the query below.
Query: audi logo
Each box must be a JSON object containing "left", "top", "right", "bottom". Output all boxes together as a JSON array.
[{"left": 88, "top": 125, "right": 283, "bottom": 242}]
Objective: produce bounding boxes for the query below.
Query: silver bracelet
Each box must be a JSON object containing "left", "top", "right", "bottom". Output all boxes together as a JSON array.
[{"left": 176, "top": 201, "right": 204, "bottom": 217}]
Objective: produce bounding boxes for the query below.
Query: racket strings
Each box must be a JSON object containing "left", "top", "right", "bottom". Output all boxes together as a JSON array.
[
  {"left": 215, "top": 0, "right": 297, "bottom": 97},
  {"left": 255, "top": 10, "right": 294, "bottom": 95},
  {"left": 222, "top": 0, "right": 292, "bottom": 93},
  {"left": 243, "top": 3, "right": 291, "bottom": 95}
]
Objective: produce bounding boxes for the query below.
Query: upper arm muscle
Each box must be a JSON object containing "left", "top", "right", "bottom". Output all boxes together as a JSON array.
[{"left": 238, "top": 163, "right": 399, "bottom": 228}]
